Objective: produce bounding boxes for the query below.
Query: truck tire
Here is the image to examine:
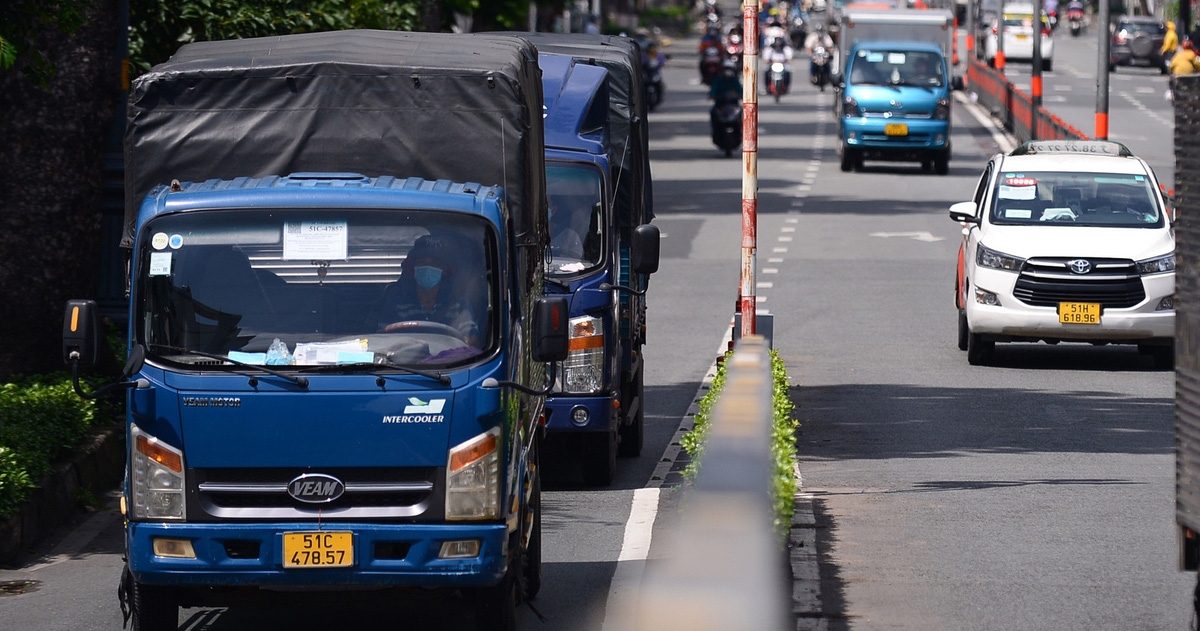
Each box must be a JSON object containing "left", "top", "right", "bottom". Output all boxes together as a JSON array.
[
  {"left": 582, "top": 431, "right": 617, "bottom": 486},
  {"left": 473, "top": 572, "right": 518, "bottom": 631},
  {"left": 618, "top": 369, "right": 644, "bottom": 457},
  {"left": 131, "top": 579, "right": 178, "bottom": 631}
]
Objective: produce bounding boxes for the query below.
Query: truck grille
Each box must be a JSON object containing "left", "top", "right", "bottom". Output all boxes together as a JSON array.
[
  {"left": 1012, "top": 257, "right": 1146, "bottom": 308},
  {"left": 190, "top": 467, "right": 439, "bottom": 521}
]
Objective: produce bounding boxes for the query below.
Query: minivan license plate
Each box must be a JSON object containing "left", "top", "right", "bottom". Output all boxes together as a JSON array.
[
  {"left": 1059, "top": 302, "right": 1101, "bottom": 324},
  {"left": 283, "top": 531, "right": 353, "bottom": 568},
  {"left": 885, "top": 123, "right": 908, "bottom": 136}
]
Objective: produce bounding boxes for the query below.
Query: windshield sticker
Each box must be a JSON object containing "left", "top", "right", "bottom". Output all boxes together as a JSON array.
[
  {"left": 1004, "top": 208, "right": 1033, "bottom": 219},
  {"left": 227, "top": 351, "right": 266, "bottom": 365},
  {"left": 151, "top": 232, "right": 169, "bottom": 250},
  {"left": 865, "top": 52, "right": 884, "bottom": 62},
  {"left": 169, "top": 234, "right": 184, "bottom": 249},
  {"left": 148, "top": 252, "right": 172, "bottom": 276},
  {"left": 283, "top": 220, "right": 348, "bottom": 260},
  {"left": 887, "top": 53, "right": 906, "bottom": 64},
  {"left": 293, "top": 338, "right": 368, "bottom": 364},
  {"left": 998, "top": 185, "right": 1037, "bottom": 201}
]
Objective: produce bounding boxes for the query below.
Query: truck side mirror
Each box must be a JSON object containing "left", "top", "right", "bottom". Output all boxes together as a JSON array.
[
  {"left": 632, "top": 224, "right": 660, "bottom": 275},
  {"left": 531, "top": 296, "right": 569, "bottom": 363},
  {"left": 63, "top": 299, "right": 101, "bottom": 368}
]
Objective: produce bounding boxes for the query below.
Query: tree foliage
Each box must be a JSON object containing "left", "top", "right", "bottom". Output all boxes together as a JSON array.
[{"left": 0, "top": 0, "right": 92, "bottom": 85}]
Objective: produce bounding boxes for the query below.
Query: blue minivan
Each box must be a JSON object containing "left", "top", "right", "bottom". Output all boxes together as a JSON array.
[{"left": 837, "top": 41, "right": 956, "bottom": 174}]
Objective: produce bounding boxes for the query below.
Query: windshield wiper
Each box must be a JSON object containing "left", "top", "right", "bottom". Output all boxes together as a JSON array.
[
  {"left": 298, "top": 360, "right": 450, "bottom": 385},
  {"left": 146, "top": 344, "right": 309, "bottom": 388}
]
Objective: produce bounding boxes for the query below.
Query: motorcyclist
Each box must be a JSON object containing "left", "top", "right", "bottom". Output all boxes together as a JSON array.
[
  {"left": 700, "top": 25, "right": 723, "bottom": 54},
  {"left": 1162, "top": 21, "right": 1180, "bottom": 62},
  {"left": 709, "top": 58, "right": 743, "bottom": 103},
  {"left": 804, "top": 24, "right": 834, "bottom": 84},
  {"left": 763, "top": 37, "right": 794, "bottom": 92},
  {"left": 763, "top": 15, "right": 788, "bottom": 50},
  {"left": 1169, "top": 39, "right": 1200, "bottom": 75}
]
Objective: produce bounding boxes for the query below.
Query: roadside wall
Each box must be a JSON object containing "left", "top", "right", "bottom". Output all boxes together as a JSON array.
[{"left": 1174, "top": 73, "right": 1200, "bottom": 533}]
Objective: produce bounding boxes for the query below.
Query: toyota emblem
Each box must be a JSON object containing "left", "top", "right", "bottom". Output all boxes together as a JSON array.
[{"left": 1066, "top": 259, "right": 1092, "bottom": 274}]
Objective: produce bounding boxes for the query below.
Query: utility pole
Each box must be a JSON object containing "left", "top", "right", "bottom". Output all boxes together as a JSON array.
[
  {"left": 740, "top": 1, "right": 759, "bottom": 338},
  {"left": 1030, "top": 0, "right": 1044, "bottom": 139},
  {"left": 1095, "top": 0, "right": 1110, "bottom": 138},
  {"left": 996, "top": 0, "right": 1007, "bottom": 71}
]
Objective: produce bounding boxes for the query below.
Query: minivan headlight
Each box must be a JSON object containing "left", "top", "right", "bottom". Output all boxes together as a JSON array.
[
  {"left": 843, "top": 96, "right": 862, "bottom": 117},
  {"left": 1136, "top": 253, "right": 1175, "bottom": 275},
  {"left": 131, "top": 424, "right": 186, "bottom": 521},
  {"left": 976, "top": 244, "right": 1025, "bottom": 271},
  {"left": 933, "top": 98, "right": 950, "bottom": 120}
]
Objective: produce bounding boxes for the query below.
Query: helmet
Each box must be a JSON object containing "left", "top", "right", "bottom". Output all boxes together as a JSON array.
[{"left": 1185, "top": 39, "right": 1195, "bottom": 50}]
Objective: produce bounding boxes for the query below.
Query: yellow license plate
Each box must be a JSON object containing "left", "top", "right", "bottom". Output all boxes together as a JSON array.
[
  {"left": 283, "top": 531, "right": 353, "bottom": 568},
  {"left": 1059, "top": 302, "right": 1101, "bottom": 325},
  {"left": 1015, "top": 33, "right": 1030, "bottom": 40},
  {"left": 884, "top": 123, "right": 908, "bottom": 136}
]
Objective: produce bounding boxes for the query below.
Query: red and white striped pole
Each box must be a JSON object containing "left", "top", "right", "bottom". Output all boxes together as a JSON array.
[{"left": 740, "top": 1, "right": 759, "bottom": 338}]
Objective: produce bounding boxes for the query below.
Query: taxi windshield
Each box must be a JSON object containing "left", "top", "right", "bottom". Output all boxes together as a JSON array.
[
  {"left": 546, "top": 162, "right": 605, "bottom": 276},
  {"left": 136, "top": 209, "right": 497, "bottom": 368},
  {"left": 990, "top": 172, "right": 1164, "bottom": 227}
]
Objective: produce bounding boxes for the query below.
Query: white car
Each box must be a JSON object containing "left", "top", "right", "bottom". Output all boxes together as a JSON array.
[
  {"left": 950, "top": 140, "right": 1175, "bottom": 366},
  {"left": 984, "top": 2, "right": 1054, "bottom": 71}
]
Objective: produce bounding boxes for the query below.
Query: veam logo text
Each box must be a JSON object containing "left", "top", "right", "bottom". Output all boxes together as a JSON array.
[
  {"left": 286, "top": 474, "right": 345, "bottom": 504},
  {"left": 383, "top": 397, "right": 448, "bottom": 424}
]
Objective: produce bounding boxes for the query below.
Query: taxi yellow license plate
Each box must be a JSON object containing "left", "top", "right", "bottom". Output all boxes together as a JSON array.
[
  {"left": 1059, "top": 302, "right": 1101, "bottom": 325},
  {"left": 884, "top": 123, "right": 908, "bottom": 136},
  {"left": 1015, "top": 33, "right": 1030, "bottom": 40},
  {"left": 283, "top": 531, "right": 353, "bottom": 568}
]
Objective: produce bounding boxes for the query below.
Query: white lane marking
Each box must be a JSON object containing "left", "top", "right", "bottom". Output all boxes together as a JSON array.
[
  {"left": 757, "top": 281, "right": 775, "bottom": 288},
  {"left": 954, "top": 91, "right": 1017, "bottom": 152},
  {"left": 870, "top": 231, "right": 944, "bottom": 242},
  {"left": 601, "top": 487, "right": 662, "bottom": 631}
]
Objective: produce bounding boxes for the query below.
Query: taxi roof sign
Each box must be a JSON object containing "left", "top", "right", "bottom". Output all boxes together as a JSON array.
[{"left": 1009, "top": 140, "right": 1134, "bottom": 158}]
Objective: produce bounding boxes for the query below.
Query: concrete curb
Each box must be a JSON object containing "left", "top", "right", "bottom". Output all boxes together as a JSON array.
[
  {"left": 791, "top": 492, "right": 825, "bottom": 630},
  {"left": 0, "top": 426, "right": 125, "bottom": 566}
]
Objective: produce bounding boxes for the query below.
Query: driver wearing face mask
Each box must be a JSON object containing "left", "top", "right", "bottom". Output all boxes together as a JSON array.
[{"left": 376, "top": 235, "right": 480, "bottom": 346}]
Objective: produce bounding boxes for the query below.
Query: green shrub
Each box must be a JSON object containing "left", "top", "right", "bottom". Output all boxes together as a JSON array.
[
  {"left": 681, "top": 349, "right": 798, "bottom": 538},
  {"left": 0, "top": 374, "right": 114, "bottom": 519}
]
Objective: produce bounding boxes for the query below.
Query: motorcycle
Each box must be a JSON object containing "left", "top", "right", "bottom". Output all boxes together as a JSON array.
[
  {"left": 790, "top": 15, "right": 808, "bottom": 49},
  {"left": 725, "top": 31, "right": 745, "bottom": 67},
  {"left": 710, "top": 91, "right": 742, "bottom": 157},
  {"left": 700, "top": 46, "right": 724, "bottom": 85},
  {"left": 810, "top": 46, "right": 831, "bottom": 91},
  {"left": 1067, "top": 7, "right": 1084, "bottom": 36},
  {"left": 766, "top": 61, "right": 790, "bottom": 102},
  {"left": 643, "top": 54, "right": 665, "bottom": 111}
]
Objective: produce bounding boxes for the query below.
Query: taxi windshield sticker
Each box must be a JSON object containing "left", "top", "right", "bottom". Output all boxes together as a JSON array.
[
  {"left": 1004, "top": 208, "right": 1033, "bottom": 219},
  {"left": 998, "top": 184, "right": 1037, "bottom": 201}
]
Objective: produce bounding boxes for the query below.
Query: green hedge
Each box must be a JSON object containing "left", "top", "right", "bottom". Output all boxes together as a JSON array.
[
  {"left": 681, "top": 349, "right": 798, "bottom": 538},
  {"left": 0, "top": 374, "right": 116, "bottom": 518}
]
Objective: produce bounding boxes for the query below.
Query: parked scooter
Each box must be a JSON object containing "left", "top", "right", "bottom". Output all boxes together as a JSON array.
[{"left": 811, "top": 45, "right": 831, "bottom": 91}]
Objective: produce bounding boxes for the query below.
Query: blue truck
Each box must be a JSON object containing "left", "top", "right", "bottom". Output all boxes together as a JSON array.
[
  {"left": 62, "top": 31, "right": 562, "bottom": 631},
  {"left": 518, "top": 34, "right": 659, "bottom": 487}
]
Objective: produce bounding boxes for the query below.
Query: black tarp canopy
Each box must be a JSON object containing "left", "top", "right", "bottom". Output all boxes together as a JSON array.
[
  {"left": 123, "top": 30, "right": 546, "bottom": 249},
  {"left": 492, "top": 32, "right": 653, "bottom": 227}
]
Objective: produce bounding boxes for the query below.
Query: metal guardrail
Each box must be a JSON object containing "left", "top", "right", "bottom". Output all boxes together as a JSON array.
[
  {"left": 634, "top": 335, "right": 790, "bottom": 631},
  {"left": 966, "top": 60, "right": 1089, "bottom": 142}
]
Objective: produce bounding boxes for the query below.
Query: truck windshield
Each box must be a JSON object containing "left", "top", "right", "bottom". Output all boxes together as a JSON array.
[
  {"left": 136, "top": 209, "right": 497, "bottom": 368},
  {"left": 546, "top": 162, "right": 605, "bottom": 276},
  {"left": 849, "top": 49, "right": 944, "bottom": 87},
  {"left": 990, "top": 172, "right": 1165, "bottom": 227}
]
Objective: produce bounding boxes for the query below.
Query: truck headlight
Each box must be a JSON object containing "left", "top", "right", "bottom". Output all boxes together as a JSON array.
[
  {"left": 131, "top": 424, "right": 186, "bottom": 521},
  {"left": 1136, "top": 253, "right": 1175, "bottom": 275},
  {"left": 558, "top": 316, "right": 604, "bottom": 394},
  {"left": 976, "top": 244, "right": 1025, "bottom": 271},
  {"left": 933, "top": 98, "right": 950, "bottom": 120},
  {"left": 446, "top": 427, "right": 500, "bottom": 520},
  {"left": 843, "top": 96, "right": 862, "bottom": 117}
]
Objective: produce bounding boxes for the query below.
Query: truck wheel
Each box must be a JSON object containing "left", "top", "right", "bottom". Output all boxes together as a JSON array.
[
  {"left": 521, "top": 451, "right": 542, "bottom": 601},
  {"left": 618, "top": 370, "right": 644, "bottom": 457},
  {"left": 131, "top": 579, "right": 178, "bottom": 631},
  {"left": 966, "top": 331, "right": 994, "bottom": 366},
  {"left": 957, "top": 309, "right": 969, "bottom": 351},
  {"left": 473, "top": 572, "right": 518, "bottom": 631},
  {"left": 582, "top": 431, "right": 617, "bottom": 487}
]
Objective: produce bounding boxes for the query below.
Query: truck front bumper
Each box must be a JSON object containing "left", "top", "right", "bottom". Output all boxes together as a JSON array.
[
  {"left": 127, "top": 521, "right": 509, "bottom": 588},
  {"left": 544, "top": 394, "right": 618, "bottom": 433}
]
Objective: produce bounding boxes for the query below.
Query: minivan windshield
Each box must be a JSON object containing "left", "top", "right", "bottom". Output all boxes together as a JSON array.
[
  {"left": 136, "top": 209, "right": 497, "bottom": 368},
  {"left": 989, "top": 171, "right": 1164, "bottom": 227}
]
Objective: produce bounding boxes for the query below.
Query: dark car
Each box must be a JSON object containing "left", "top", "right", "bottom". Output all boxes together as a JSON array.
[{"left": 1109, "top": 16, "right": 1168, "bottom": 73}]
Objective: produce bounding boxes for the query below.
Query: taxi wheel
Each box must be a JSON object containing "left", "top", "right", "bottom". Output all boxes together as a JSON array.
[
  {"left": 1150, "top": 346, "right": 1175, "bottom": 370},
  {"left": 967, "top": 332, "right": 994, "bottom": 366},
  {"left": 957, "top": 309, "right": 969, "bottom": 351}
]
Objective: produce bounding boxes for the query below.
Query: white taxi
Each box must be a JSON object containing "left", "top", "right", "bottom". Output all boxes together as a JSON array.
[
  {"left": 984, "top": 2, "right": 1054, "bottom": 71},
  {"left": 950, "top": 140, "right": 1174, "bottom": 366}
]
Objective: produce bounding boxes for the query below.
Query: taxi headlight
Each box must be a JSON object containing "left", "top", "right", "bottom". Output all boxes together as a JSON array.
[
  {"left": 976, "top": 244, "right": 1025, "bottom": 272},
  {"left": 131, "top": 424, "right": 186, "bottom": 521},
  {"left": 1136, "top": 253, "right": 1175, "bottom": 275}
]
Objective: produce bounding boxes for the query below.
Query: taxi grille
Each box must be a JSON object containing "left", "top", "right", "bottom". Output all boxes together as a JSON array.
[
  {"left": 191, "top": 466, "right": 438, "bottom": 521},
  {"left": 1012, "top": 257, "right": 1146, "bottom": 308}
]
